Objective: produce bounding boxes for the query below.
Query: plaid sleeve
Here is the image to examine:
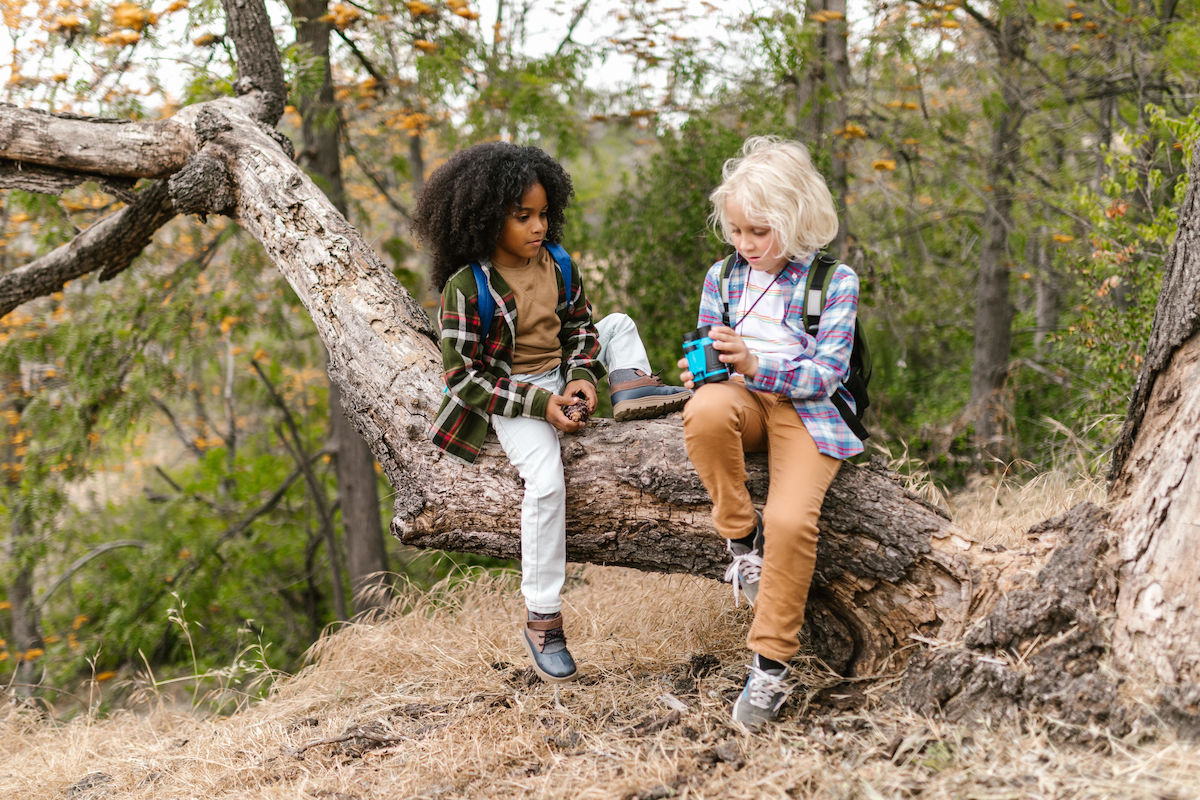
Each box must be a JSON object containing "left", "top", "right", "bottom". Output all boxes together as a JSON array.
[
  {"left": 559, "top": 257, "right": 605, "bottom": 386},
  {"left": 440, "top": 270, "right": 550, "bottom": 420},
  {"left": 748, "top": 264, "right": 859, "bottom": 400},
  {"left": 696, "top": 259, "right": 726, "bottom": 327}
]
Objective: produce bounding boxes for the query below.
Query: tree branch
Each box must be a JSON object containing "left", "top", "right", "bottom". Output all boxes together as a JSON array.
[
  {"left": 0, "top": 180, "right": 176, "bottom": 318},
  {"left": 553, "top": 0, "right": 591, "bottom": 57},
  {"left": 336, "top": 29, "right": 390, "bottom": 91},
  {"left": 0, "top": 161, "right": 137, "bottom": 200},
  {"left": 221, "top": 0, "right": 287, "bottom": 124},
  {"left": 0, "top": 105, "right": 194, "bottom": 178},
  {"left": 36, "top": 541, "right": 148, "bottom": 610},
  {"left": 151, "top": 396, "right": 206, "bottom": 458},
  {"left": 340, "top": 121, "right": 412, "bottom": 223},
  {"left": 132, "top": 465, "right": 308, "bottom": 623}
]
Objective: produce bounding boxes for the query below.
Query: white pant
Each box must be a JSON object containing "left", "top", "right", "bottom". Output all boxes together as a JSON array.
[{"left": 491, "top": 313, "right": 651, "bottom": 613}]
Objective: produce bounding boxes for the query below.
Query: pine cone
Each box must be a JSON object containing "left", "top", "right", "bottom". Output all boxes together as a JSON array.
[{"left": 564, "top": 395, "right": 590, "bottom": 423}]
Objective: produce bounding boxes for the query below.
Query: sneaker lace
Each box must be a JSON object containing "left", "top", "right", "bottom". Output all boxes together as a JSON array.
[
  {"left": 745, "top": 664, "right": 792, "bottom": 712},
  {"left": 724, "top": 550, "right": 763, "bottom": 606}
]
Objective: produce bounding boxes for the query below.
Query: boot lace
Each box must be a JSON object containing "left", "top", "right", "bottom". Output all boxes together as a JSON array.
[{"left": 540, "top": 626, "right": 566, "bottom": 651}]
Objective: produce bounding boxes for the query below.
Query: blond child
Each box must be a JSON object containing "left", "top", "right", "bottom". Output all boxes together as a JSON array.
[{"left": 677, "top": 136, "right": 864, "bottom": 728}]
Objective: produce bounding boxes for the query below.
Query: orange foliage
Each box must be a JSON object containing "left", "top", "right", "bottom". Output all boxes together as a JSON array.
[
  {"left": 112, "top": 2, "right": 155, "bottom": 31},
  {"left": 98, "top": 29, "right": 141, "bottom": 46},
  {"left": 321, "top": 3, "right": 360, "bottom": 30}
]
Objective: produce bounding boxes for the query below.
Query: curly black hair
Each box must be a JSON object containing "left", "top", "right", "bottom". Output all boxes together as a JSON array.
[{"left": 412, "top": 141, "right": 574, "bottom": 291}]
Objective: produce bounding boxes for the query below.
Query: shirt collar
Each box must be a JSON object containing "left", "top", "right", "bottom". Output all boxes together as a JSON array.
[{"left": 732, "top": 251, "right": 816, "bottom": 285}]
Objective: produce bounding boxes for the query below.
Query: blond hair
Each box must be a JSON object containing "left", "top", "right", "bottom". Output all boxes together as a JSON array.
[{"left": 708, "top": 136, "right": 839, "bottom": 261}]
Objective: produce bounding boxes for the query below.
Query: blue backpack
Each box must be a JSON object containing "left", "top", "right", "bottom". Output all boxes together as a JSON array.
[{"left": 471, "top": 243, "right": 573, "bottom": 330}]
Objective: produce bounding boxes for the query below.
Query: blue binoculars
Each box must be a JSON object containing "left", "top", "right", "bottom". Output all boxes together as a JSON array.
[{"left": 682, "top": 325, "right": 730, "bottom": 386}]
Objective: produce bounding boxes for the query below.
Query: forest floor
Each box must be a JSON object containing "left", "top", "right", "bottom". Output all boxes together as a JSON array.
[{"left": 3, "top": 471, "right": 1199, "bottom": 800}]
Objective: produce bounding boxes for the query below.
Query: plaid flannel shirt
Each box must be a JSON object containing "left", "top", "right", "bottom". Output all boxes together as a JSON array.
[
  {"left": 430, "top": 248, "right": 605, "bottom": 464},
  {"left": 697, "top": 252, "right": 864, "bottom": 459}
]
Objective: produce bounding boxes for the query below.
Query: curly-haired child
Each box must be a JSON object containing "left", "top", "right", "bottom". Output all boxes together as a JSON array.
[
  {"left": 414, "top": 141, "right": 690, "bottom": 682},
  {"left": 676, "top": 136, "right": 864, "bottom": 728}
]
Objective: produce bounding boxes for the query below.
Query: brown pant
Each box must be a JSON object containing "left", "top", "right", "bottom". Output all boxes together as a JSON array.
[{"left": 682, "top": 380, "right": 841, "bottom": 662}]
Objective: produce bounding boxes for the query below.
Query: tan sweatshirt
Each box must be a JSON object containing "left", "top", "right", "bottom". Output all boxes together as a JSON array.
[{"left": 491, "top": 247, "right": 563, "bottom": 376}]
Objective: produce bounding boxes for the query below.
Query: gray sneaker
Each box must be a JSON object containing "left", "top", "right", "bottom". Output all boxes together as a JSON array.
[
  {"left": 723, "top": 512, "right": 764, "bottom": 606},
  {"left": 523, "top": 613, "right": 578, "bottom": 683},
  {"left": 731, "top": 660, "right": 792, "bottom": 730}
]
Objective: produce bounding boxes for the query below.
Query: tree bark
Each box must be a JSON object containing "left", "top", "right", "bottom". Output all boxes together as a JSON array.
[
  {"left": 1108, "top": 144, "right": 1200, "bottom": 686},
  {"left": 0, "top": 106, "right": 194, "bottom": 178}
]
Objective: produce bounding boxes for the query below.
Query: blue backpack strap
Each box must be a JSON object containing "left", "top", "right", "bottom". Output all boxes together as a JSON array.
[
  {"left": 470, "top": 262, "right": 495, "bottom": 331},
  {"left": 545, "top": 242, "right": 572, "bottom": 301},
  {"left": 473, "top": 245, "right": 571, "bottom": 335}
]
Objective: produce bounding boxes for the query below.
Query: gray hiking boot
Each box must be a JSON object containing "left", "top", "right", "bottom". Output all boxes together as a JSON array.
[
  {"left": 609, "top": 368, "right": 691, "bottom": 422},
  {"left": 732, "top": 658, "right": 792, "bottom": 730},
  {"left": 523, "top": 613, "right": 578, "bottom": 683},
  {"left": 723, "top": 512, "right": 764, "bottom": 607}
]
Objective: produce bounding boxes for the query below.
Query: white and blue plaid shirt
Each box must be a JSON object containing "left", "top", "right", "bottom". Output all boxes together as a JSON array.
[{"left": 696, "top": 252, "right": 864, "bottom": 459}]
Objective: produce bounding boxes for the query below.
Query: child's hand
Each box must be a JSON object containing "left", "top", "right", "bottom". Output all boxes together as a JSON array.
[
  {"left": 676, "top": 357, "right": 695, "bottom": 390},
  {"left": 708, "top": 325, "right": 759, "bottom": 378},
  {"left": 562, "top": 379, "right": 597, "bottom": 414},
  {"left": 547, "top": 394, "right": 587, "bottom": 433}
]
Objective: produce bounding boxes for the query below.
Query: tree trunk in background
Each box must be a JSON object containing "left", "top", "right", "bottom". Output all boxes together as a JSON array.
[
  {"left": 794, "top": 0, "right": 825, "bottom": 141},
  {"left": 968, "top": 15, "right": 1024, "bottom": 465},
  {"left": 1108, "top": 145, "right": 1200, "bottom": 686},
  {"left": 2, "top": 370, "right": 42, "bottom": 698},
  {"left": 5, "top": 504, "right": 44, "bottom": 698},
  {"left": 1032, "top": 228, "right": 1059, "bottom": 355},
  {"left": 289, "top": 0, "right": 390, "bottom": 614},
  {"left": 790, "top": 1, "right": 849, "bottom": 255},
  {"left": 824, "top": 0, "right": 850, "bottom": 257}
]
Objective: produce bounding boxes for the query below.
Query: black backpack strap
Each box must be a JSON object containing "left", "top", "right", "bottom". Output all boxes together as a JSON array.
[
  {"left": 718, "top": 254, "right": 737, "bottom": 327},
  {"left": 832, "top": 387, "right": 870, "bottom": 440},
  {"left": 806, "top": 252, "right": 871, "bottom": 441},
  {"left": 803, "top": 253, "right": 839, "bottom": 334}
]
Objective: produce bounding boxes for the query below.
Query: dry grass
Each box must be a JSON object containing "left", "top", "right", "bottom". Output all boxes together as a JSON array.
[
  {"left": 3, "top": 471, "right": 1197, "bottom": 800},
  {"left": 945, "top": 467, "right": 1108, "bottom": 549}
]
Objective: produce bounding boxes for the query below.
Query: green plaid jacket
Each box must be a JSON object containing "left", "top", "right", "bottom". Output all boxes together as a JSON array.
[{"left": 429, "top": 250, "right": 605, "bottom": 464}]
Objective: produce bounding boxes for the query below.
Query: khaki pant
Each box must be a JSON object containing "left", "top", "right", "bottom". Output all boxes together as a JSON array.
[{"left": 682, "top": 380, "right": 841, "bottom": 662}]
